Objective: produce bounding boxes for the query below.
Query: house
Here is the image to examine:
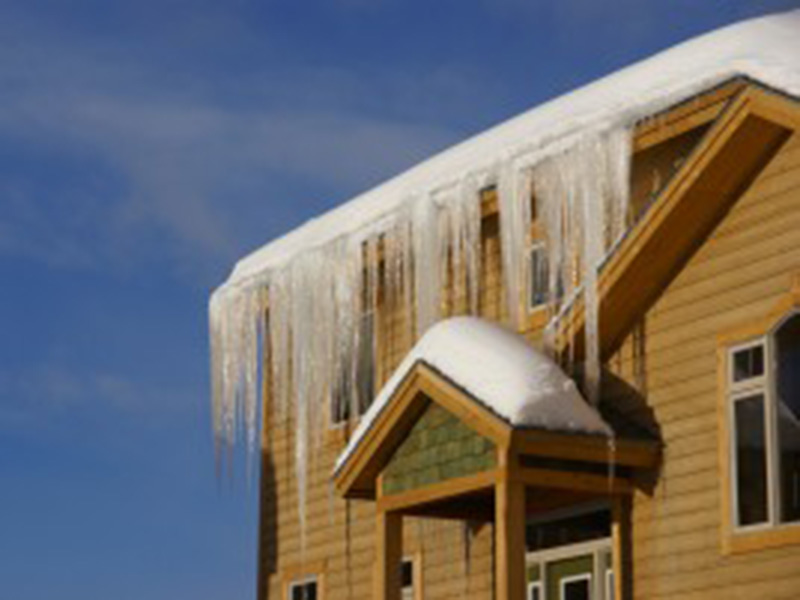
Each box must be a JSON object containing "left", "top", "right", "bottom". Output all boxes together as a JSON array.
[{"left": 208, "top": 10, "right": 800, "bottom": 600}]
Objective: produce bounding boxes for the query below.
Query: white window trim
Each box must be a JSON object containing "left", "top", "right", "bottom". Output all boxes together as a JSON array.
[
  {"left": 526, "top": 538, "right": 613, "bottom": 600},
  {"left": 728, "top": 336, "right": 777, "bottom": 532},
  {"left": 727, "top": 323, "right": 800, "bottom": 534},
  {"left": 400, "top": 556, "right": 414, "bottom": 600},
  {"left": 728, "top": 339, "right": 767, "bottom": 393},
  {"left": 560, "top": 572, "right": 592, "bottom": 599},
  {"left": 527, "top": 580, "right": 542, "bottom": 600},
  {"left": 605, "top": 569, "right": 615, "bottom": 600},
  {"left": 528, "top": 241, "right": 549, "bottom": 312},
  {"left": 288, "top": 575, "right": 318, "bottom": 600}
]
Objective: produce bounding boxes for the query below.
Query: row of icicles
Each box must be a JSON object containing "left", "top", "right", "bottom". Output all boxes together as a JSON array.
[{"left": 209, "top": 126, "right": 632, "bottom": 546}]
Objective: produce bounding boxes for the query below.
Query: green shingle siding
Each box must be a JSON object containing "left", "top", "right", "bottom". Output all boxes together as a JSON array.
[{"left": 382, "top": 401, "right": 496, "bottom": 495}]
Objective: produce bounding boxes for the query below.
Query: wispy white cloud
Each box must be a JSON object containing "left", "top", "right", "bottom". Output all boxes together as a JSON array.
[
  {"left": 0, "top": 363, "right": 196, "bottom": 431},
  {"left": 0, "top": 11, "right": 463, "bottom": 279}
]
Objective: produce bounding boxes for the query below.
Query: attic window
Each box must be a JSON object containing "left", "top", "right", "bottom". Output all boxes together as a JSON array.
[
  {"left": 528, "top": 242, "right": 549, "bottom": 310},
  {"left": 331, "top": 310, "right": 375, "bottom": 425}
]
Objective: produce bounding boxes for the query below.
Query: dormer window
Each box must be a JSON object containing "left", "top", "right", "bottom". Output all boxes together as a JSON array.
[{"left": 330, "top": 310, "right": 375, "bottom": 426}]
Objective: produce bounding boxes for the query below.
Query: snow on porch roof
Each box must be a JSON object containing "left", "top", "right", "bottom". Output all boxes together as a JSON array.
[
  {"left": 226, "top": 10, "right": 800, "bottom": 288},
  {"left": 334, "top": 317, "right": 612, "bottom": 475}
]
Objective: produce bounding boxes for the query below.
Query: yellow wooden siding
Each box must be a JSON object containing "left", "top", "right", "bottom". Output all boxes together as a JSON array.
[{"left": 607, "top": 132, "right": 800, "bottom": 599}]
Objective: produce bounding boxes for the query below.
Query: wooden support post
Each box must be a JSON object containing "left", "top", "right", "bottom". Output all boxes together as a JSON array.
[
  {"left": 375, "top": 509, "right": 402, "bottom": 600},
  {"left": 495, "top": 478, "right": 526, "bottom": 600},
  {"left": 612, "top": 496, "right": 631, "bottom": 600}
]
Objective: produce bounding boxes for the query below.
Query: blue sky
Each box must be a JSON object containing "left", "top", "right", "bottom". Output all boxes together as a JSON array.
[{"left": 0, "top": 1, "right": 797, "bottom": 598}]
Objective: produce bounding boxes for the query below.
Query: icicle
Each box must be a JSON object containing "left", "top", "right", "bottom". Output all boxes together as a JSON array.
[
  {"left": 209, "top": 281, "right": 265, "bottom": 463},
  {"left": 461, "top": 176, "right": 482, "bottom": 316},
  {"left": 268, "top": 269, "right": 292, "bottom": 421},
  {"left": 412, "top": 194, "right": 442, "bottom": 337},
  {"left": 498, "top": 161, "right": 533, "bottom": 328},
  {"left": 532, "top": 128, "right": 631, "bottom": 401}
]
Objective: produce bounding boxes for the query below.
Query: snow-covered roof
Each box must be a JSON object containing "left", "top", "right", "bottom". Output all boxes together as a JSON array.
[
  {"left": 334, "top": 317, "right": 612, "bottom": 474},
  {"left": 225, "top": 10, "right": 800, "bottom": 289}
]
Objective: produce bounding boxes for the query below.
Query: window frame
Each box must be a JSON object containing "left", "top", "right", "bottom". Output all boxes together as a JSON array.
[
  {"left": 525, "top": 537, "right": 613, "bottom": 600},
  {"left": 527, "top": 580, "right": 542, "bottom": 600},
  {"left": 727, "top": 338, "right": 774, "bottom": 532},
  {"left": 718, "top": 283, "right": 800, "bottom": 554},
  {"left": 399, "top": 552, "right": 423, "bottom": 600},
  {"left": 559, "top": 572, "right": 593, "bottom": 600},
  {"left": 528, "top": 240, "right": 549, "bottom": 312},
  {"left": 328, "top": 304, "right": 378, "bottom": 434},
  {"left": 280, "top": 561, "right": 326, "bottom": 600},
  {"left": 287, "top": 576, "right": 318, "bottom": 600}
]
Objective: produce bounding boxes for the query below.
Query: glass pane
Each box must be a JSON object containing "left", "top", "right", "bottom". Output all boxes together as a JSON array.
[
  {"left": 306, "top": 582, "right": 317, "bottom": 600},
  {"left": 734, "top": 394, "right": 769, "bottom": 526},
  {"left": 529, "top": 583, "right": 541, "bottom": 600},
  {"left": 733, "top": 345, "right": 764, "bottom": 382},
  {"left": 606, "top": 571, "right": 615, "bottom": 600},
  {"left": 291, "top": 582, "right": 316, "bottom": 600},
  {"left": 357, "top": 311, "right": 375, "bottom": 413},
  {"left": 530, "top": 245, "right": 549, "bottom": 308},
  {"left": 562, "top": 576, "right": 591, "bottom": 600},
  {"left": 776, "top": 314, "right": 800, "bottom": 523},
  {"left": 401, "top": 560, "right": 413, "bottom": 588}
]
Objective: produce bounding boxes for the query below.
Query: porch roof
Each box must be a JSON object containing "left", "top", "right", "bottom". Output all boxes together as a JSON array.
[{"left": 334, "top": 317, "right": 611, "bottom": 478}]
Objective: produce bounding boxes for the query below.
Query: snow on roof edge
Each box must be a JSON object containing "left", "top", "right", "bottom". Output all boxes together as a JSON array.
[{"left": 220, "top": 9, "right": 800, "bottom": 294}]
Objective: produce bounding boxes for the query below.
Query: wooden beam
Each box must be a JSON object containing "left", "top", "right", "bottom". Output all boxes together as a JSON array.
[
  {"left": 374, "top": 510, "right": 403, "bottom": 600},
  {"left": 335, "top": 362, "right": 513, "bottom": 500},
  {"left": 495, "top": 477, "right": 526, "bottom": 600},
  {"left": 632, "top": 79, "right": 746, "bottom": 152},
  {"left": 416, "top": 363, "right": 513, "bottom": 445},
  {"left": 512, "top": 429, "right": 660, "bottom": 469},
  {"left": 376, "top": 469, "right": 500, "bottom": 513},
  {"left": 516, "top": 465, "right": 631, "bottom": 495}
]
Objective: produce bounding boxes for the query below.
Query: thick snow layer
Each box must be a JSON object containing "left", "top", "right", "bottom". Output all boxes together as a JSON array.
[
  {"left": 226, "top": 10, "right": 800, "bottom": 286},
  {"left": 334, "top": 317, "right": 612, "bottom": 474}
]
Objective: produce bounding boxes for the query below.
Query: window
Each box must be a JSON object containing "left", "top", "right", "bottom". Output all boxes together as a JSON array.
[
  {"left": 288, "top": 577, "right": 317, "bottom": 600},
  {"left": 727, "top": 313, "right": 800, "bottom": 533},
  {"left": 528, "top": 581, "right": 542, "bottom": 600},
  {"left": 330, "top": 310, "right": 376, "bottom": 426},
  {"left": 529, "top": 241, "right": 549, "bottom": 310},
  {"left": 605, "top": 569, "right": 615, "bottom": 600},
  {"left": 560, "top": 573, "right": 591, "bottom": 600},
  {"left": 401, "top": 557, "right": 414, "bottom": 600}
]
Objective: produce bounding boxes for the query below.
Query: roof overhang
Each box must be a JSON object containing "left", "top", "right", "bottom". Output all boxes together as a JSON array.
[{"left": 555, "top": 83, "right": 799, "bottom": 360}]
